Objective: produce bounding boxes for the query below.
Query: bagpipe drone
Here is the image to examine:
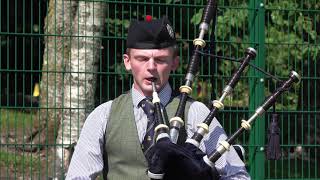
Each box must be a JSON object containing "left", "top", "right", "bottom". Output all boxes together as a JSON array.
[{"left": 144, "top": 0, "right": 301, "bottom": 179}]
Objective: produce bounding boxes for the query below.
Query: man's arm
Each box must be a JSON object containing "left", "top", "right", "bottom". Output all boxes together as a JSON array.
[
  {"left": 187, "top": 101, "right": 250, "bottom": 180},
  {"left": 66, "top": 101, "right": 112, "bottom": 179}
]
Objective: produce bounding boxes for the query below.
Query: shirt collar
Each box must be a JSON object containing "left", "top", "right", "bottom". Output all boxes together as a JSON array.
[{"left": 132, "top": 83, "right": 172, "bottom": 108}]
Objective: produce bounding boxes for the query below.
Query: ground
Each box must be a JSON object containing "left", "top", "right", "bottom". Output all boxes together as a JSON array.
[{"left": 0, "top": 109, "right": 58, "bottom": 179}]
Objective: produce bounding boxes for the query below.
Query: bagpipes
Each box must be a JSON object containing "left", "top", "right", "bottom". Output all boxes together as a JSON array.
[{"left": 144, "top": 0, "right": 301, "bottom": 179}]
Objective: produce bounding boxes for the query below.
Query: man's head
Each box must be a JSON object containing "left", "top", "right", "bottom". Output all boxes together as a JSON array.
[{"left": 123, "top": 16, "right": 179, "bottom": 97}]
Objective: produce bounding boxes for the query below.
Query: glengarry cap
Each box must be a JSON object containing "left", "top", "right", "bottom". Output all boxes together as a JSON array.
[{"left": 126, "top": 16, "right": 176, "bottom": 49}]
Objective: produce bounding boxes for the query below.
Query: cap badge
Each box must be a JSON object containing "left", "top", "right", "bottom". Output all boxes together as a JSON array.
[{"left": 166, "top": 24, "right": 174, "bottom": 39}]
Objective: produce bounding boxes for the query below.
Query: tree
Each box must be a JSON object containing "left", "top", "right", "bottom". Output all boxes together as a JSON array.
[
  {"left": 55, "top": 1, "right": 107, "bottom": 177},
  {"left": 26, "top": 0, "right": 77, "bottom": 149},
  {"left": 22, "top": 0, "right": 106, "bottom": 178}
]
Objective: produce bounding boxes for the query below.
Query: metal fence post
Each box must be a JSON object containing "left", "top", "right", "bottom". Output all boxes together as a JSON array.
[{"left": 248, "top": 0, "right": 266, "bottom": 179}]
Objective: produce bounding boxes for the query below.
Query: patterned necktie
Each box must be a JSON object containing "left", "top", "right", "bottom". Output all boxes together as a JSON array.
[{"left": 140, "top": 98, "right": 157, "bottom": 152}]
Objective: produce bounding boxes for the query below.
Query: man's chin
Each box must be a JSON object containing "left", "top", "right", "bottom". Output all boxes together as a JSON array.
[
  {"left": 137, "top": 86, "right": 152, "bottom": 96},
  {"left": 143, "top": 87, "right": 153, "bottom": 93}
]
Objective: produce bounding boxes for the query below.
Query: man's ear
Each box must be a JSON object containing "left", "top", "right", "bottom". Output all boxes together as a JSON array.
[
  {"left": 123, "top": 54, "right": 131, "bottom": 71},
  {"left": 171, "top": 56, "right": 180, "bottom": 71}
]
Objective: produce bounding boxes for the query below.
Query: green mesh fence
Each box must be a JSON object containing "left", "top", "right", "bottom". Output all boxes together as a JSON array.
[{"left": 0, "top": 0, "right": 319, "bottom": 179}]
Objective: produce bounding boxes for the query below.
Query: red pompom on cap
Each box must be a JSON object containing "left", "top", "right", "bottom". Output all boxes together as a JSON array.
[{"left": 145, "top": 15, "right": 152, "bottom": 22}]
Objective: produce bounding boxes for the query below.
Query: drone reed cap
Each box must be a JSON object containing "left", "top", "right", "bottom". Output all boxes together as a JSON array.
[
  {"left": 245, "top": 47, "right": 257, "bottom": 58},
  {"left": 290, "top": 70, "right": 301, "bottom": 84}
]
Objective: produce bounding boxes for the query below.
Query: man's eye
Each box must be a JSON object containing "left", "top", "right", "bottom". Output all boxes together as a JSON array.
[
  {"left": 155, "top": 58, "right": 167, "bottom": 63},
  {"left": 136, "top": 57, "right": 148, "bottom": 61}
]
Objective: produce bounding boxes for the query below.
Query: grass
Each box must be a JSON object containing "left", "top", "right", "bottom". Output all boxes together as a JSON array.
[
  {"left": 0, "top": 109, "right": 61, "bottom": 178},
  {"left": 0, "top": 109, "right": 42, "bottom": 178},
  {"left": 0, "top": 150, "right": 42, "bottom": 176},
  {"left": 0, "top": 109, "right": 37, "bottom": 130}
]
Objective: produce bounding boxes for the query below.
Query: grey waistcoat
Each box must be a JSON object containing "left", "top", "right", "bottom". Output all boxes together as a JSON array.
[{"left": 103, "top": 92, "right": 192, "bottom": 180}]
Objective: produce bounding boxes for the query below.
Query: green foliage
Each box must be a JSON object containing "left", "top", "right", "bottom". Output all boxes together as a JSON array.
[
  {"left": 0, "top": 150, "right": 41, "bottom": 174},
  {"left": 105, "top": 18, "right": 130, "bottom": 37},
  {"left": 266, "top": 1, "right": 320, "bottom": 73},
  {"left": 0, "top": 109, "right": 36, "bottom": 130},
  {"left": 188, "top": 0, "right": 319, "bottom": 108},
  {"left": 190, "top": 9, "right": 203, "bottom": 25}
]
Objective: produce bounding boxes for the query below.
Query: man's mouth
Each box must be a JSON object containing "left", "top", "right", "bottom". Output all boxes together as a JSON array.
[{"left": 146, "top": 77, "right": 157, "bottom": 82}]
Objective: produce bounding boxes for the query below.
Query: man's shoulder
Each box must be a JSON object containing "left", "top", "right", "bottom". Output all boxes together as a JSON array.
[
  {"left": 92, "top": 100, "right": 113, "bottom": 114},
  {"left": 93, "top": 92, "right": 131, "bottom": 113},
  {"left": 114, "top": 93, "right": 130, "bottom": 100},
  {"left": 111, "top": 93, "right": 131, "bottom": 105}
]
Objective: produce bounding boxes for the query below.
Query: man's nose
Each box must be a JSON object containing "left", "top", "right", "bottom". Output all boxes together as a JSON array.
[{"left": 146, "top": 58, "right": 156, "bottom": 70}]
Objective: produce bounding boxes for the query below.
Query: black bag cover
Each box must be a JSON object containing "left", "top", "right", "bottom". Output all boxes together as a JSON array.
[{"left": 145, "top": 138, "right": 220, "bottom": 180}]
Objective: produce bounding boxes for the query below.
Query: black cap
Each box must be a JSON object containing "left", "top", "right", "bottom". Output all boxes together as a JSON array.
[{"left": 126, "top": 16, "right": 176, "bottom": 49}]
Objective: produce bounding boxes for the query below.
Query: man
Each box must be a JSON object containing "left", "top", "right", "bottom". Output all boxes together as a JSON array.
[{"left": 66, "top": 16, "right": 250, "bottom": 179}]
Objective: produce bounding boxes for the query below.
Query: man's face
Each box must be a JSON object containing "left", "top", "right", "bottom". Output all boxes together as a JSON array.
[{"left": 123, "top": 48, "right": 179, "bottom": 96}]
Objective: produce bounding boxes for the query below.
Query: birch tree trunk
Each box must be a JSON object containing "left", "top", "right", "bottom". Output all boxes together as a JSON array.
[
  {"left": 55, "top": 1, "right": 107, "bottom": 177},
  {"left": 30, "top": 0, "right": 77, "bottom": 147},
  {"left": 30, "top": 0, "right": 77, "bottom": 178}
]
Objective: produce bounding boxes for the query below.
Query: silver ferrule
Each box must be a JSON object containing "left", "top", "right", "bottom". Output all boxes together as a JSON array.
[
  {"left": 246, "top": 112, "right": 259, "bottom": 124},
  {"left": 222, "top": 85, "right": 233, "bottom": 96},
  {"left": 246, "top": 47, "right": 257, "bottom": 58},
  {"left": 170, "top": 120, "right": 182, "bottom": 129},
  {"left": 199, "top": 22, "right": 209, "bottom": 34},
  {"left": 156, "top": 132, "right": 170, "bottom": 142},
  {"left": 198, "top": 30, "right": 206, "bottom": 40},
  {"left": 255, "top": 106, "right": 265, "bottom": 116},
  {"left": 169, "top": 129, "right": 179, "bottom": 144},
  {"left": 185, "top": 73, "right": 194, "bottom": 83},
  {"left": 219, "top": 91, "right": 229, "bottom": 102},
  {"left": 291, "top": 70, "right": 301, "bottom": 83},
  {"left": 185, "top": 81, "right": 192, "bottom": 88}
]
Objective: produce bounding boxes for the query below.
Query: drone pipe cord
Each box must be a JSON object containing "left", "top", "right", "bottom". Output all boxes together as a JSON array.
[
  {"left": 203, "top": 71, "right": 301, "bottom": 166},
  {"left": 186, "top": 47, "right": 257, "bottom": 148},
  {"left": 169, "top": 0, "right": 218, "bottom": 144}
]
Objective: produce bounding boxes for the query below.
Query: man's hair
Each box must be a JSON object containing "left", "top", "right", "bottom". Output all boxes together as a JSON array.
[{"left": 126, "top": 45, "right": 179, "bottom": 58}]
